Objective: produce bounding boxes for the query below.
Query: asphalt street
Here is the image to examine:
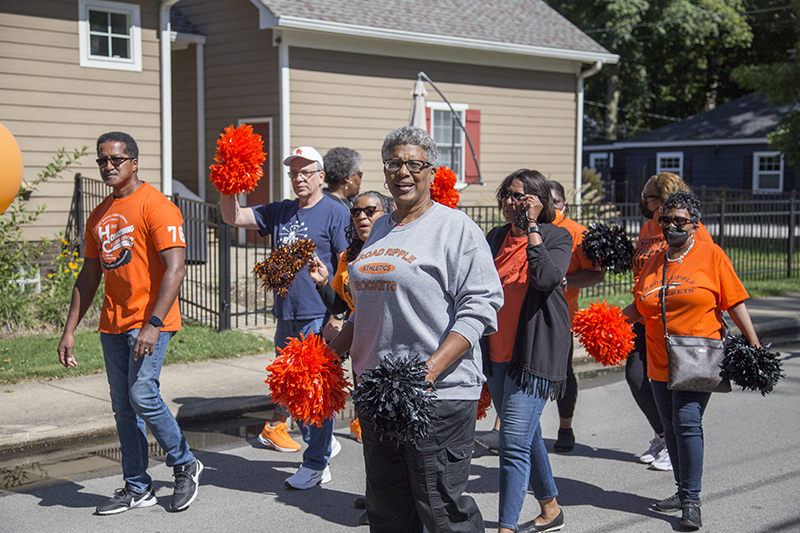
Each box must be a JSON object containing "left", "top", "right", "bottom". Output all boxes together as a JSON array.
[{"left": 1, "top": 344, "right": 798, "bottom": 533}]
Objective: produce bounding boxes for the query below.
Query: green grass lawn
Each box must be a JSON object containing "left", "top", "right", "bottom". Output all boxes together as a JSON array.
[{"left": 0, "top": 322, "right": 273, "bottom": 385}]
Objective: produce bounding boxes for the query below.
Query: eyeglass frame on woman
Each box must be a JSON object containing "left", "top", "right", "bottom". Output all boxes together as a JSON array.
[
  {"left": 498, "top": 189, "right": 525, "bottom": 203},
  {"left": 382, "top": 159, "right": 432, "bottom": 173},
  {"left": 658, "top": 215, "right": 696, "bottom": 229},
  {"left": 350, "top": 206, "right": 383, "bottom": 219},
  {"left": 287, "top": 169, "right": 320, "bottom": 180},
  {"left": 96, "top": 156, "right": 133, "bottom": 167}
]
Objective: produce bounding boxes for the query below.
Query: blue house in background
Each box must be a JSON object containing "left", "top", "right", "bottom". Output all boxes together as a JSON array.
[{"left": 584, "top": 93, "right": 796, "bottom": 199}]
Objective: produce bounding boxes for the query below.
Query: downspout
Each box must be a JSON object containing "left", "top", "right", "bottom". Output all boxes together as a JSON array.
[
  {"left": 196, "top": 42, "right": 206, "bottom": 200},
  {"left": 278, "top": 36, "right": 291, "bottom": 200},
  {"left": 575, "top": 61, "right": 602, "bottom": 205},
  {"left": 160, "top": 0, "right": 181, "bottom": 196}
]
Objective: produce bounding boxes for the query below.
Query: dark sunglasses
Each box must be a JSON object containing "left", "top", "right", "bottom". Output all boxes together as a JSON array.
[
  {"left": 498, "top": 189, "right": 525, "bottom": 203},
  {"left": 96, "top": 156, "right": 133, "bottom": 167},
  {"left": 658, "top": 215, "right": 696, "bottom": 229},
  {"left": 350, "top": 206, "right": 382, "bottom": 218}
]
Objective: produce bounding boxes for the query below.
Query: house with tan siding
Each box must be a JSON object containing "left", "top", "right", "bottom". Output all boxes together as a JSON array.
[{"left": 1, "top": 0, "right": 616, "bottom": 241}]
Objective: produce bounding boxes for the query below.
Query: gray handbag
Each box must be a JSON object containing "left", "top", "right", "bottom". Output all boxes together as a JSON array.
[{"left": 660, "top": 255, "right": 731, "bottom": 393}]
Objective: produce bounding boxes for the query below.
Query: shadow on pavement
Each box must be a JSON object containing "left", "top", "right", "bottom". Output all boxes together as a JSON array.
[{"left": 194, "top": 448, "right": 364, "bottom": 527}]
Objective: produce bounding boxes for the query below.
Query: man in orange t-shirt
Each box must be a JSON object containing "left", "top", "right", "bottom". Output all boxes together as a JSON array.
[{"left": 58, "top": 132, "right": 201, "bottom": 515}]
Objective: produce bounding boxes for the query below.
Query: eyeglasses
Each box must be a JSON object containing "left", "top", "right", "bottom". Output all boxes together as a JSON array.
[
  {"left": 498, "top": 189, "right": 525, "bottom": 203},
  {"left": 382, "top": 159, "right": 432, "bottom": 173},
  {"left": 288, "top": 170, "right": 319, "bottom": 180},
  {"left": 96, "top": 156, "right": 132, "bottom": 167},
  {"left": 350, "top": 206, "right": 382, "bottom": 218},
  {"left": 658, "top": 215, "right": 695, "bottom": 229}
]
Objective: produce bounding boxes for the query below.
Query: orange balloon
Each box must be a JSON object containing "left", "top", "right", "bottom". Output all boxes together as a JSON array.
[{"left": 0, "top": 123, "right": 23, "bottom": 214}]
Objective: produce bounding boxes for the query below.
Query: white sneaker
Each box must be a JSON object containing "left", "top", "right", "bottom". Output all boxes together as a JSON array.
[
  {"left": 640, "top": 435, "right": 666, "bottom": 464},
  {"left": 330, "top": 435, "right": 341, "bottom": 459},
  {"left": 649, "top": 447, "right": 673, "bottom": 471},
  {"left": 285, "top": 465, "right": 331, "bottom": 489}
]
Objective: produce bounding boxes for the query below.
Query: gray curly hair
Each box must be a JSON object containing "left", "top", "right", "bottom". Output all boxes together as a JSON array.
[
  {"left": 323, "top": 147, "right": 362, "bottom": 185},
  {"left": 380, "top": 126, "right": 438, "bottom": 166}
]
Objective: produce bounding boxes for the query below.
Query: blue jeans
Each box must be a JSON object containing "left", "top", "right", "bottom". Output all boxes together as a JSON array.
[
  {"left": 486, "top": 361, "right": 558, "bottom": 530},
  {"left": 274, "top": 317, "right": 334, "bottom": 471},
  {"left": 101, "top": 330, "right": 195, "bottom": 493},
  {"left": 650, "top": 380, "right": 711, "bottom": 504}
]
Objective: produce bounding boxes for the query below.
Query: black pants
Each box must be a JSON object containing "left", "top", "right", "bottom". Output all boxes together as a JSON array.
[
  {"left": 556, "top": 340, "right": 577, "bottom": 419},
  {"left": 625, "top": 322, "right": 664, "bottom": 435},
  {"left": 360, "top": 399, "right": 484, "bottom": 533}
]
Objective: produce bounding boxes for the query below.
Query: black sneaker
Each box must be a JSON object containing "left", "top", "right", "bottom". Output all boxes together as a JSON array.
[
  {"left": 553, "top": 428, "right": 575, "bottom": 453},
  {"left": 95, "top": 483, "right": 156, "bottom": 515},
  {"left": 171, "top": 459, "right": 203, "bottom": 512},
  {"left": 680, "top": 502, "right": 702, "bottom": 530},
  {"left": 474, "top": 429, "right": 500, "bottom": 455},
  {"left": 654, "top": 492, "right": 682, "bottom": 513}
]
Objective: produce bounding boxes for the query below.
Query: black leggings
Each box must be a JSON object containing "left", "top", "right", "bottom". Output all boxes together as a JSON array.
[
  {"left": 625, "top": 322, "right": 664, "bottom": 435},
  {"left": 556, "top": 341, "right": 577, "bottom": 419}
]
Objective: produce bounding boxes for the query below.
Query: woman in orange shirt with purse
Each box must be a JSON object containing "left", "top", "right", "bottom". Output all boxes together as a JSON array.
[{"left": 625, "top": 191, "right": 760, "bottom": 530}]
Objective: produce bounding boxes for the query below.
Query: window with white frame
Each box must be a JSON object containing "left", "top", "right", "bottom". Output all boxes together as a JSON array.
[
  {"left": 79, "top": 0, "right": 142, "bottom": 71},
  {"left": 657, "top": 152, "right": 683, "bottom": 176},
  {"left": 429, "top": 102, "right": 467, "bottom": 182},
  {"left": 753, "top": 152, "right": 784, "bottom": 193},
  {"left": 589, "top": 152, "right": 613, "bottom": 178}
]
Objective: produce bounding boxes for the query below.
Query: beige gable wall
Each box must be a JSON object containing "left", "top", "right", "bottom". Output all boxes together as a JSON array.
[
  {"left": 0, "top": 1, "right": 162, "bottom": 241},
  {"left": 288, "top": 47, "right": 578, "bottom": 206},
  {"left": 175, "top": 0, "right": 280, "bottom": 204}
]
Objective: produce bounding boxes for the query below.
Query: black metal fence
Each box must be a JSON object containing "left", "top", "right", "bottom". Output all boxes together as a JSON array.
[{"left": 67, "top": 176, "right": 800, "bottom": 331}]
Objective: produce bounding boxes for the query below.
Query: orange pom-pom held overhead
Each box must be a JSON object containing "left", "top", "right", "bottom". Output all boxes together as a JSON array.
[
  {"left": 265, "top": 333, "right": 351, "bottom": 427},
  {"left": 209, "top": 124, "right": 266, "bottom": 195},
  {"left": 430, "top": 166, "right": 460, "bottom": 208},
  {"left": 572, "top": 300, "right": 635, "bottom": 367}
]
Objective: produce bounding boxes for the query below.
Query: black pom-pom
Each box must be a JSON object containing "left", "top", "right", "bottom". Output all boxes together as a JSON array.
[
  {"left": 580, "top": 222, "right": 635, "bottom": 274},
  {"left": 352, "top": 356, "right": 436, "bottom": 444},
  {"left": 722, "top": 335, "right": 784, "bottom": 396},
  {"left": 338, "top": 351, "right": 351, "bottom": 363}
]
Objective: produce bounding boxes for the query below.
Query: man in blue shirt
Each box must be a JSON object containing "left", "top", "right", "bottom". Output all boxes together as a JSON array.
[{"left": 221, "top": 146, "right": 349, "bottom": 489}]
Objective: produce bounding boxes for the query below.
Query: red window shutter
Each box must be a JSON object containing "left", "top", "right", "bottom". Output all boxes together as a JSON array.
[
  {"left": 425, "top": 107, "right": 431, "bottom": 134},
  {"left": 464, "top": 109, "right": 481, "bottom": 183}
]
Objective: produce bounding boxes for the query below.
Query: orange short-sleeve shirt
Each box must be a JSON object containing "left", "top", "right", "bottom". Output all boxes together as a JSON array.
[
  {"left": 633, "top": 242, "right": 748, "bottom": 381},
  {"left": 330, "top": 253, "right": 355, "bottom": 312},
  {"left": 487, "top": 231, "right": 529, "bottom": 363},
  {"left": 84, "top": 182, "right": 186, "bottom": 333},
  {"left": 553, "top": 211, "right": 597, "bottom": 323}
]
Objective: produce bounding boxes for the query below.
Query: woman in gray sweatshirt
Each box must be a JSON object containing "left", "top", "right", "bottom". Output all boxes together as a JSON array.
[{"left": 329, "top": 126, "right": 503, "bottom": 532}]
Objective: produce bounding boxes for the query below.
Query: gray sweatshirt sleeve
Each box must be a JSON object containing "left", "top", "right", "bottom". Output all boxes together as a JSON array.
[{"left": 449, "top": 233, "right": 503, "bottom": 347}]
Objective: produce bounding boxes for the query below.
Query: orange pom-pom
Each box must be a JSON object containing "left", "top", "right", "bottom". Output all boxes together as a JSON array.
[
  {"left": 209, "top": 124, "right": 266, "bottom": 195},
  {"left": 572, "top": 300, "right": 635, "bottom": 366},
  {"left": 253, "top": 239, "right": 317, "bottom": 297},
  {"left": 430, "top": 166, "right": 460, "bottom": 208},
  {"left": 477, "top": 383, "right": 492, "bottom": 420},
  {"left": 265, "top": 333, "right": 351, "bottom": 427}
]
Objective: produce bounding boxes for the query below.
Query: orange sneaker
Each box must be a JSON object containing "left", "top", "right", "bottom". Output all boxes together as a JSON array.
[
  {"left": 258, "top": 422, "right": 301, "bottom": 452},
  {"left": 349, "top": 418, "right": 362, "bottom": 443}
]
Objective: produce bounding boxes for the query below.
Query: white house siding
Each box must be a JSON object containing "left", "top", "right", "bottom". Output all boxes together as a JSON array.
[
  {"left": 288, "top": 47, "right": 577, "bottom": 206},
  {"left": 175, "top": 0, "right": 280, "bottom": 203},
  {"left": 0, "top": 2, "right": 162, "bottom": 241}
]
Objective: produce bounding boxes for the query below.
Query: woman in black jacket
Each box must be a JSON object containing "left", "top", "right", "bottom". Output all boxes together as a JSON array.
[{"left": 479, "top": 169, "right": 573, "bottom": 533}]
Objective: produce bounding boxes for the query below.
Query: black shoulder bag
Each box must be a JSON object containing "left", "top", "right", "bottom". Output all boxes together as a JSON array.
[{"left": 660, "top": 254, "right": 731, "bottom": 393}]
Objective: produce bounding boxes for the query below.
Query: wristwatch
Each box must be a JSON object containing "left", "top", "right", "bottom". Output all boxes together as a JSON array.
[
  {"left": 525, "top": 224, "right": 541, "bottom": 235},
  {"left": 148, "top": 315, "right": 165, "bottom": 329}
]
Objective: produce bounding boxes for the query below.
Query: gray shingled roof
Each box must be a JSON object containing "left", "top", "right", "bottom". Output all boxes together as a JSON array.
[
  {"left": 623, "top": 93, "right": 793, "bottom": 144},
  {"left": 259, "top": 0, "right": 611, "bottom": 57}
]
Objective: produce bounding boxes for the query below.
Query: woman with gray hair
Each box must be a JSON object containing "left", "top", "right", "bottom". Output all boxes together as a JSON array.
[
  {"left": 323, "top": 147, "right": 363, "bottom": 208},
  {"left": 329, "top": 126, "right": 504, "bottom": 532}
]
